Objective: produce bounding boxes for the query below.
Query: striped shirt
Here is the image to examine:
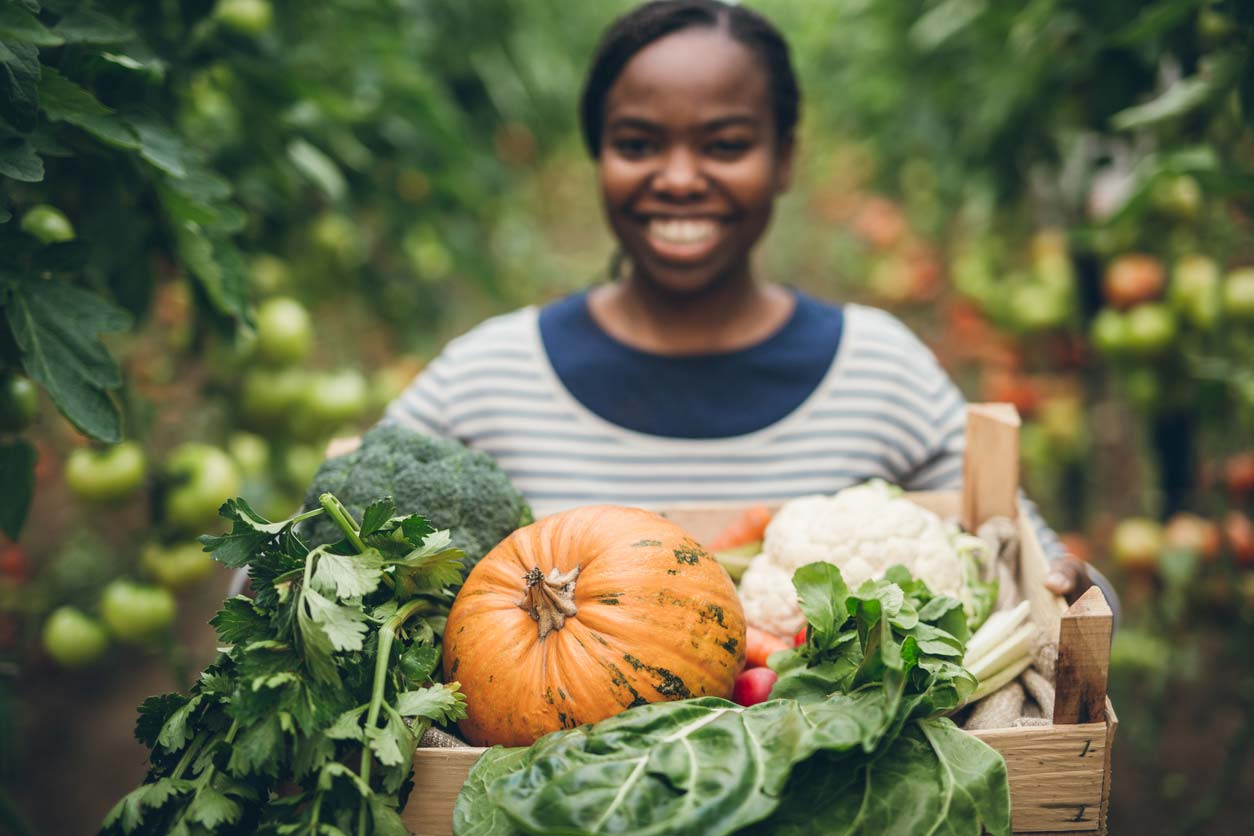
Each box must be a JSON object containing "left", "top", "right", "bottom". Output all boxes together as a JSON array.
[{"left": 381, "top": 300, "right": 1062, "bottom": 554}]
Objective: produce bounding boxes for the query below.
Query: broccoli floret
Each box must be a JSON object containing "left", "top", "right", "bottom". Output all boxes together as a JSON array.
[{"left": 300, "top": 424, "right": 531, "bottom": 565}]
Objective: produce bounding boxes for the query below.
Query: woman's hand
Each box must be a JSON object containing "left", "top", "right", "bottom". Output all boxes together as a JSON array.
[{"left": 1044, "top": 555, "right": 1093, "bottom": 604}]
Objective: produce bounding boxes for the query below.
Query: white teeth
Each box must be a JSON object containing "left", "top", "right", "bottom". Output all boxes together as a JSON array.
[{"left": 648, "top": 218, "right": 718, "bottom": 245}]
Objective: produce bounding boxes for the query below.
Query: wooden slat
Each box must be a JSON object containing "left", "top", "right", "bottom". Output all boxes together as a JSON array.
[
  {"left": 403, "top": 748, "right": 486, "bottom": 836},
  {"left": 1053, "top": 587, "right": 1113, "bottom": 725},
  {"left": 969, "top": 722, "right": 1109, "bottom": 832},
  {"left": 962, "top": 403, "right": 1022, "bottom": 532}
]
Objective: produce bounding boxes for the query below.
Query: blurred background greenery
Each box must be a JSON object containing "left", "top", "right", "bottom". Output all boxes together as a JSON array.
[{"left": 2, "top": 0, "right": 1253, "bottom": 833}]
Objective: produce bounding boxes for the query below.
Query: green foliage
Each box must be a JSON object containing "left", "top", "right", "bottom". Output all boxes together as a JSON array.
[
  {"left": 300, "top": 424, "right": 531, "bottom": 565},
  {"left": 455, "top": 563, "right": 1007, "bottom": 836}
]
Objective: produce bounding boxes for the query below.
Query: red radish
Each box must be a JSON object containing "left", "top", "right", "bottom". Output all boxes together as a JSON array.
[
  {"left": 793, "top": 627, "right": 807, "bottom": 647},
  {"left": 733, "top": 667, "right": 778, "bottom": 706},
  {"left": 745, "top": 625, "right": 789, "bottom": 668}
]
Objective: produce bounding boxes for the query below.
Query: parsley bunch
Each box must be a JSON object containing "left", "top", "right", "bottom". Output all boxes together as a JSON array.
[{"left": 102, "top": 493, "right": 470, "bottom": 835}]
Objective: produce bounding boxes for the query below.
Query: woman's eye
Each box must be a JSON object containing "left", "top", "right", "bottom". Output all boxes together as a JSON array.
[
  {"left": 612, "top": 137, "right": 656, "bottom": 158},
  {"left": 707, "top": 139, "right": 751, "bottom": 158}
]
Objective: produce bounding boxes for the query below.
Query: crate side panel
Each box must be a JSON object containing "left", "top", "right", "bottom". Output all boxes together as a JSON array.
[
  {"left": 971, "top": 723, "right": 1107, "bottom": 832},
  {"left": 403, "top": 747, "right": 485, "bottom": 836}
]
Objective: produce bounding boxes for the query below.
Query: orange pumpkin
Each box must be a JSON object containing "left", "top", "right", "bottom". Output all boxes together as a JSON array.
[{"left": 442, "top": 505, "right": 746, "bottom": 746}]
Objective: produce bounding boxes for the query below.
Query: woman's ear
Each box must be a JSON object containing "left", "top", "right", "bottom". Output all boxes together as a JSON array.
[{"left": 774, "top": 138, "right": 796, "bottom": 194}]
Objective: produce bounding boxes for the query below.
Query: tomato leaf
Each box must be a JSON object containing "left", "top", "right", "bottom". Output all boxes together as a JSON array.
[
  {"left": 0, "top": 40, "right": 41, "bottom": 134},
  {"left": 38, "top": 67, "right": 139, "bottom": 149},
  {"left": 5, "top": 278, "right": 131, "bottom": 442},
  {"left": 50, "top": 6, "right": 134, "bottom": 44},
  {"left": 0, "top": 4, "right": 63, "bottom": 46},
  {"left": 0, "top": 439, "right": 35, "bottom": 539}
]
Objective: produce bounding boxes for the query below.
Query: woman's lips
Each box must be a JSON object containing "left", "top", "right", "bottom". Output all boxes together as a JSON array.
[{"left": 642, "top": 216, "right": 725, "bottom": 263}]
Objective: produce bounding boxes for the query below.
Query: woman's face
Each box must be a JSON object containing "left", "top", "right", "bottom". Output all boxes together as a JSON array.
[{"left": 598, "top": 28, "right": 793, "bottom": 296}]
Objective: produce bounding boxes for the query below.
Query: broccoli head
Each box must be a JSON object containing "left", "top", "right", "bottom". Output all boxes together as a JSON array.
[{"left": 300, "top": 424, "right": 532, "bottom": 565}]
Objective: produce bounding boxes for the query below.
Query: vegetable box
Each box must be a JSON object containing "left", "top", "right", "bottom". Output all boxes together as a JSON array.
[{"left": 402, "top": 404, "right": 1117, "bottom": 836}]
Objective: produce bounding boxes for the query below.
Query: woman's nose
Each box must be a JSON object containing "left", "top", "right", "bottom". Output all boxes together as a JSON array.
[{"left": 652, "top": 147, "right": 706, "bottom": 198}]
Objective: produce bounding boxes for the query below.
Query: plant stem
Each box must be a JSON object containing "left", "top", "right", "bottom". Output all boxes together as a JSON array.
[
  {"left": 288, "top": 507, "right": 325, "bottom": 525},
  {"left": 356, "top": 598, "right": 431, "bottom": 836},
  {"left": 319, "top": 493, "right": 367, "bottom": 553},
  {"left": 170, "top": 731, "right": 208, "bottom": 781}
]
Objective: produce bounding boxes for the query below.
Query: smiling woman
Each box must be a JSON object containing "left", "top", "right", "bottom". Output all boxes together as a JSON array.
[{"left": 381, "top": 0, "right": 1110, "bottom": 610}]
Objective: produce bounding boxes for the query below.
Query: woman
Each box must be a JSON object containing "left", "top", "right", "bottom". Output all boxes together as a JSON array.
[{"left": 382, "top": 0, "right": 1104, "bottom": 606}]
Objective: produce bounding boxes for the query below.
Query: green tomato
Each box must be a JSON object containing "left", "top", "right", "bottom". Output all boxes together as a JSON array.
[
  {"left": 1122, "top": 367, "right": 1162, "bottom": 413},
  {"left": 142, "top": 542, "right": 216, "bottom": 589},
  {"left": 1090, "top": 308, "right": 1129, "bottom": 356},
  {"left": 254, "top": 297, "right": 313, "bottom": 366},
  {"left": 1123, "top": 304, "right": 1177, "bottom": 356},
  {"left": 213, "top": 0, "right": 272, "bottom": 35},
  {"left": 0, "top": 372, "right": 39, "bottom": 432},
  {"left": 1222, "top": 267, "right": 1254, "bottom": 321},
  {"left": 164, "top": 443, "right": 241, "bottom": 533},
  {"left": 19, "top": 204, "right": 75, "bottom": 244},
  {"left": 304, "top": 370, "right": 370, "bottom": 428},
  {"left": 250, "top": 253, "right": 290, "bottom": 295},
  {"left": 279, "top": 443, "right": 323, "bottom": 492},
  {"left": 1010, "top": 283, "right": 1071, "bottom": 332},
  {"left": 1150, "top": 175, "right": 1202, "bottom": 221},
  {"left": 240, "top": 367, "right": 309, "bottom": 428},
  {"left": 65, "top": 442, "right": 147, "bottom": 503},
  {"left": 100, "top": 580, "right": 176, "bottom": 643},
  {"left": 227, "top": 431, "right": 270, "bottom": 477},
  {"left": 1169, "top": 255, "right": 1220, "bottom": 330},
  {"left": 42, "top": 606, "right": 109, "bottom": 667}
]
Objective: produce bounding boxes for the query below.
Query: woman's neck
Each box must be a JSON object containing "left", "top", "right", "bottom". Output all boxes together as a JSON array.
[{"left": 586, "top": 269, "right": 795, "bottom": 355}]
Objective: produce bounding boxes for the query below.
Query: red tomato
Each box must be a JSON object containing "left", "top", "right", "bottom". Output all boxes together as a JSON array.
[
  {"left": 793, "top": 627, "right": 807, "bottom": 647},
  {"left": 733, "top": 667, "right": 779, "bottom": 707},
  {"left": 1165, "top": 513, "right": 1222, "bottom": 563},
  {"left": 1103, "top": 254, "right": 1165, "bottom": 309},
  {"left": 1224, "top": 512, "right": 1254, "bottom": 566},
  {"left": 1224, "top": 452, "right": 1254, "bottom": 497},
  {"left": 1111, "top": 518, "right": 1164, "bottom": 573}
]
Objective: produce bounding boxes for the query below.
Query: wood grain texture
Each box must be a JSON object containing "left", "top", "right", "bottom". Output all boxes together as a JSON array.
[
  {"left": 962, "top": 403, "right": 1022, "bottom": 532},
  {"left": 403, "top": 748, "right": 486, "bottom": 836},
  {"left": 970, "top": 722, "right": 1110, "bottom": 833},
  {"left": 1053, "top": 587, "right": 1113, "bottom": 725}
]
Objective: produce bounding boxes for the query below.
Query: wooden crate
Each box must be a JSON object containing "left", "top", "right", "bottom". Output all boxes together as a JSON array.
[{"left": 402, "top": 405, "right": 1117, "bottom": 835}]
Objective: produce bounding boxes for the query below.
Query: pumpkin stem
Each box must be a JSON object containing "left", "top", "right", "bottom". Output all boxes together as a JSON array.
[{"left": 518, "top": 565, "right": 580, "bottom": 640}]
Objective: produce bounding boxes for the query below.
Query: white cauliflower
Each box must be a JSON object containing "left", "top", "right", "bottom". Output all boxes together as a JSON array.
[{"left": 737, "top": 481, "right": 989, "bottom": 637}]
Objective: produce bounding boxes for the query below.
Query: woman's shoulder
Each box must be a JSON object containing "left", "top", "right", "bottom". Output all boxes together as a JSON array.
[{"left": 437, "top": 305, "right": 541, "bottom": 363}]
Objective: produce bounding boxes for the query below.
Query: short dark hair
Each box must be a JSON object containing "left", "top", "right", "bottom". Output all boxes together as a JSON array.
[{"left": 579, "top": 0, "right": 801, "bottom": 158}]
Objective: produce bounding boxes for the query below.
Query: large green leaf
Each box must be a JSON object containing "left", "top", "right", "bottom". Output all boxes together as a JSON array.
[
  {"left": 0, "top": 3, "right": 64, "bottom": 46},
  {"left": 0, "top": 439, "right": 36, "bottom": 539},
  {"left": 757, "top": 720, "right": 1010, "bottom": 836},
  {"left": 0, "top": 39, "right": 41, "bottom": 132},
  {"left": 4, "top": 277, "right": 131, "bottom": 441},
  {"left": 38, "top": 66, "right": 140, "bottom": 149}
]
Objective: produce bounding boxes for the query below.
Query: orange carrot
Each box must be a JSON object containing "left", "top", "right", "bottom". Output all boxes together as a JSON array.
[
  {"left": 707, "top": 505, "right": 773, "bottom": 553},
  {"left": 744, "top": 625, "right": 790, "bottom": 669}
]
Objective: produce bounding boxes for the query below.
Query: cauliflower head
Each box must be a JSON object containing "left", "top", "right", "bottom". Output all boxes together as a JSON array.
[{"left": 738, "top": 481, "right": 983, "bottom": 637}]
